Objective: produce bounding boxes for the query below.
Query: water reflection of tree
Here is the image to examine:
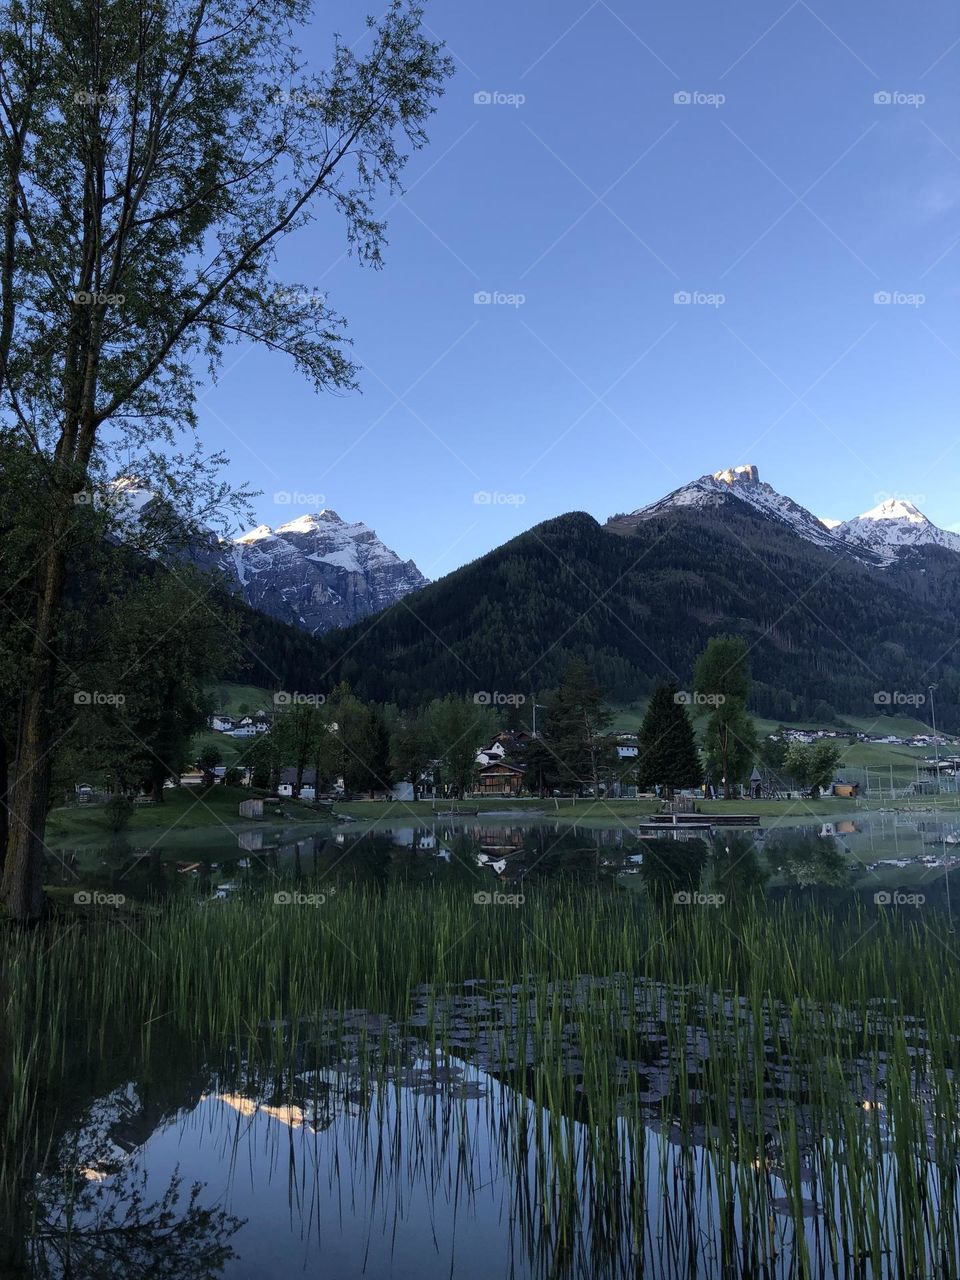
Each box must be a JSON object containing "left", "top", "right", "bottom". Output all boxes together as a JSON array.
[
  {"left": 638, "top": 837, "right": 708, "bottom": 905},
  {"left": 3, "top": 1007, "right": 380, "bottom": 1279},
  {"left": 708, "top": 835, "right": 769, "bottom": 905},
  {"left": 764, "top": 832, "right": 854, "bottom": 888},
  {"left": 28, "top": 1166, "right": 242, "bottom": 1279},
  {"left": 513, "top": 828, "right": 627, "bottom": 885},
  {"left": 0, "top": 1016, "right": 238, "bottom": 1280}
]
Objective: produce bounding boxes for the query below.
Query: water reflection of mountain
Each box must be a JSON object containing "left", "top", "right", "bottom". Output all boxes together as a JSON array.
[{"left": 14, "top": 979, "right": 956, "bottom": 1280}]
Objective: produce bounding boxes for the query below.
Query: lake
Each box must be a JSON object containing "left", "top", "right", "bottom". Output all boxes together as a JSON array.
[
  {"left": 7, "top": 813, "right": 960, "bottom": 1278},
  {"left": 45, "top": 808, "right": 960, "bottom": 912}
]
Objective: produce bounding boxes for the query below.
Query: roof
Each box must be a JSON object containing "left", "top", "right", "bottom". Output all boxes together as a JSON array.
[
  {"left": 478, "top": 762, "right": 525, "bottom": 775},
  {"left": 280, "top": 767, "right": 318, "bottom": 786}
]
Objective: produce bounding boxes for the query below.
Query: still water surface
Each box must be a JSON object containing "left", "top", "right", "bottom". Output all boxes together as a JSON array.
[{"left": 23, "top": 813, "right": 960, "bottom": 1278}]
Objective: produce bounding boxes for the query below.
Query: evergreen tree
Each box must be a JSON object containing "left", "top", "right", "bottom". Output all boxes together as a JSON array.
[
  {"left": 326, "top": 686, "right": 393, "bottom": 796},
  {"left": 246, "top": 733, "right": 280, "bottom": 792},
  {"left": 273, "top": 703, "right": 324, "bottom": 795},
  {"left": 542, "top": 659, "right": 614, "bottom": 794},
  {"left": 636, "top": 682, "right": 702, "bottom": 795},
  {"left": 195, "top": 745, "right": 222, "bottom": 787}
]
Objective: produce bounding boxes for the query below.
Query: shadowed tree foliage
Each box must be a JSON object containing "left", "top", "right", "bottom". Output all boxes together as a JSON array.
[
  {"left": 694, "top": 636, "right": 757, "bottom": 798},
  {"left": 638, "top": 837, "right": 708, "bottom": 907},
  {"left": 540, "top": 659, "right": 615, "bottom": 795},
  {"left": 426, "top": 695, "right": 495, "bottom": 799},
  {"left": 0, "top": 0, "right": 453, "bottom": 918},
  {"left": 783, "top": 741, "right": 843, "bottom": 797},
  {"left": 635, "top": 681, "right": 702, "bottom": 796},
  {"left": 390, "top": 711, "right": 435, "bottom": 800}
]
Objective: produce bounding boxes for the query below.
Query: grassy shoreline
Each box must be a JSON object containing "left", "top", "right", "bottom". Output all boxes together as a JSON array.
[{"left": 43, "top": 786, "right": 960, "bottom": 843}]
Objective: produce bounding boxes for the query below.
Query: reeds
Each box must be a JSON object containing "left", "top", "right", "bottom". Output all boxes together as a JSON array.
[{"left": 2, "top": 883, "right": 958, "bottom": 1276}]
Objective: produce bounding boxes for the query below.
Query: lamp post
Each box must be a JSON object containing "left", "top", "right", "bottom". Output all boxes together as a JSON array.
[
  {"left": 929, "top": 684, "right": 940, "bottom": 793},
  {"left": 530, "top": 701, "right": 546, "bottom": 738},
  {"left": 930, "top": 682, "right": 954, "bottom": 930}
]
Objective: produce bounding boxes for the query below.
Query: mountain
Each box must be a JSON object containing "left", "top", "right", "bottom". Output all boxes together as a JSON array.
[
  {"left": 110, "top": 487, "right": 428, "bottom": 636},
  {"left": 625, "top": 464, "right": 853, "bottom": 556},
  {"left": 106, "top": 463, "right": 959, "bottom": 725},
  {"left": 215, "top": 511, "right": 428, "bottom": 635},
  {"left": 834, "top": 499, "right": 960, "bottom": 561},
  {"left": 625, "top": 464, "right": 960, "bottom": 567},
  {"left": 315, "top": 496, "right": 960, "bottom": 728}
]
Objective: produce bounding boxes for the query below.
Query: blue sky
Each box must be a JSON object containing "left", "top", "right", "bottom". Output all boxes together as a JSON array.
[{"left": 196, "top": 0, "right": 960, "bottom": 578}]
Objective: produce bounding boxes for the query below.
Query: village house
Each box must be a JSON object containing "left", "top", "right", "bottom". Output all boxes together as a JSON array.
[
  {"left": 228, "top": 717, "right": 270, "bottom": 738},
  {"left": 278, "top": 767, "right": 318, "bottom": 800},
  {"left": 473, "top": 762, "right": 525, "bottom": 797},
  {"left": 475, "top": 740, "right": 506, "bottom": 766}
]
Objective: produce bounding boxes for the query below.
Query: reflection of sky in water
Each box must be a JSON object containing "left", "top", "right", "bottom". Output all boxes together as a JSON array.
[{"left": 35, "top": 993, "right": 957, "bottom": 1280}]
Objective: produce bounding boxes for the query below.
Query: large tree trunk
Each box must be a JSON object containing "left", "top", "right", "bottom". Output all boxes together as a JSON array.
[
  {"left": 149, "top": 763, "right": 167, "bottom": 803},
  {"left": 1, "top": 539, "right": 66, "bottom": 920},
  {"left": 0, "top": 732, "right": 9, "bottom": 879},
  {"left": 0, "top": 942, "right": 30, "bottom": 1274}
]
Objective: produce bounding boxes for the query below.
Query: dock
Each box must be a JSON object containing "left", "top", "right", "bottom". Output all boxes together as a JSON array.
[{"left": 645, "top": 813, "right": 761, "bottom": 828}]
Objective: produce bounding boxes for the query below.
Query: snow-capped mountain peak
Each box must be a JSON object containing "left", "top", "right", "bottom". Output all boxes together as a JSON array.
[
  {"left": 712, "top": 464, "right": 760, "bottom": 486},
  {"left": 274, "top": 511, "right": 340, "bottom": 535},
  {"left": 235, "top": 524, "right": 276, "bottom": 545},
  {"left": 854, "top": 498, "right": 927, "bottom": 524},
  {"left": 628, "top": 464, "right": 843, "bottom": 551},
  {"left": 835, "top": 498, "right": 960, "bottom": 560},
  {"left": 214, "top": 510, "right": 428, "bottom": 635},
  {"left": 619, "top": 466, "right": 960, "bottom": 567}
]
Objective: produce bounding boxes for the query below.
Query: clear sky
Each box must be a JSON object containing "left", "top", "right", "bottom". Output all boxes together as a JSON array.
[{"left": 195, "top": 0, "right": 960, "bottom": 578}]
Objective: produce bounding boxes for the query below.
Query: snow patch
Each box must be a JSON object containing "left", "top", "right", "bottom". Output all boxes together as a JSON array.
[{"left": 236, "top": 524, "right": 276, "bottom": 545}]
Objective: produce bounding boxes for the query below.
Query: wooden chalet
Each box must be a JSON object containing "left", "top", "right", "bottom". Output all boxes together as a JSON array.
[{"left": 474, "top": 762, "right": 526, "bottom": 797}]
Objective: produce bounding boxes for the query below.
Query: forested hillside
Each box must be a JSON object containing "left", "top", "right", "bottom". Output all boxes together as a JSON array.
[{"left": 306, "top": 507, "right": 960, "bottom": 727}]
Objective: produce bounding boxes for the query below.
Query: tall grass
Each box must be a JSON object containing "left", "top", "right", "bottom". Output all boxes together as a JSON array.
[{"left": 2, "top": 885, "right": 959, "bottom": 1276}]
